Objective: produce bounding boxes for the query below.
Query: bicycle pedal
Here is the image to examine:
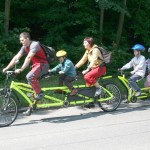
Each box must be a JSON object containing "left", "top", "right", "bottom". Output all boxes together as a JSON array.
[
  {"left": 94, "top": 95, "right": 101, "bottom": 99},
  {"left": 32, "top": 104, "right": 37, "bottom": 110},
  {"left": 122, "top": 99, "right": 129, "bottom": 103},
  {"left": 83, "top": 103, "right": 95, "bottom": 108}
]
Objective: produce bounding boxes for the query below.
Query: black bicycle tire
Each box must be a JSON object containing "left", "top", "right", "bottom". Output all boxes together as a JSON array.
[
  {"left": 0, "top": 95, "right": 18, "bottom": 127},
  {"left": 98, "top": 81, "right": 122, "bottom": 112}
]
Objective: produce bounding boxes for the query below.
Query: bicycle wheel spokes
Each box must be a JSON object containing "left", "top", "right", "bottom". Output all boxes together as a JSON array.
[
  {"left": 0, "top": 95, "right": 18, "bottom": 127},
  {"left": 99, "top": 83, "right": 122, "bottom": 112}
]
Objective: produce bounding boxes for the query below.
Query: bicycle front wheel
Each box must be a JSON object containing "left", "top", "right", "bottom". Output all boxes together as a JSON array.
[
  {"left": 0, "top": 95, "right": 18, "bottom": 127},
  {"left": 98, "top": 82, "right": 122, "bottom": 112}
]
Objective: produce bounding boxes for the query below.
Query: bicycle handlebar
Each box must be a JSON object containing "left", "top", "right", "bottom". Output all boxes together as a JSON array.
[
  {"left": 118, "top": 70, "right": 131, "bottom": 76},
  {"left": 6, "top": 71, "right": 15, "bottom": 75},
  {"left": 3, "top": 70, "right": 83, "bottom": 81},
  {"left": 39, "top": 72, "right": 54, "bottom": 80},
  {"left": 4, "top": 71, "right": 16, "bottom": 78},
  {"left": 39, "top": 71, "right": 82, "bottom": 81}
]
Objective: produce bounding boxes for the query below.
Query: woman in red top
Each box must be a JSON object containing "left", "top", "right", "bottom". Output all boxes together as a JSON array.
[{"left": 75, "top": 37, "right": 106, "bottom": 97}]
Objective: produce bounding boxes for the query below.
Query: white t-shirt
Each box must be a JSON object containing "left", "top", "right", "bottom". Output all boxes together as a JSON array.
[{"left": 121, "top": 55, "right": 146, "bottom": 77}]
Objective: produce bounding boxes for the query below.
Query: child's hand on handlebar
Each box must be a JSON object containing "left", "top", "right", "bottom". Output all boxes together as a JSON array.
[
  {"left": 59, "top": 71, "right": 64, "bottom": 74},
  {"left": 130, "top": 71, "right": 135, "bottom": 75},
  {"left": 82, "top": 68, "right": 90, "bottom": 75},
  {"left": 48, "top": 69, "right": 52, "bottom": 73}
]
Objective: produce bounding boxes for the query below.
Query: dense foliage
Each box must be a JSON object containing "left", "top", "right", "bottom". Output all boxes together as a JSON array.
[{"left": 0, "top": 0, "right": 150, "bottom": 79}]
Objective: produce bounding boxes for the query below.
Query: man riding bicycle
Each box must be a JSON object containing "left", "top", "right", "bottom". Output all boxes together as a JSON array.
[{"left": 3, "top": 32, "right": 49, "bottom": 115}]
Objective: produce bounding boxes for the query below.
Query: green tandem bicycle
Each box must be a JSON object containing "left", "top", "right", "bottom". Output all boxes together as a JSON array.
[{"left": 0, "top": 70, "right": 122, "bottom": 127}]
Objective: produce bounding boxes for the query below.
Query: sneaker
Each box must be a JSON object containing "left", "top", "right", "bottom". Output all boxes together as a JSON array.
[
  {"left": 135, "top": 91, "right": 141, "bottom": 97},
  {"left": 95, "top": 88, "right": 103, "bottom": 97},
  {"left": 122, "top": 99, "right": 129, "bottom": 103},
  {"left": 84, "top": 102, "right": 95, "bottom": 108},
  {"left": 70, "top": 88, "right": 78, "bottom": 96},
  {"left": 35, "top": 92, "right": 45, "bottom": 100},
  {"left": 23, "top": 107, "right": 33, "bottom": 116}
]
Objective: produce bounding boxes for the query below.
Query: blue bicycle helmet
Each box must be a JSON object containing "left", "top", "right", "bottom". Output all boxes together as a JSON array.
[{"left": 131, "top": 44, "right": 145, "bottom": 51}]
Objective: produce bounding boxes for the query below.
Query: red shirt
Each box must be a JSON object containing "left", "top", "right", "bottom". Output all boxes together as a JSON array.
[{"left": 20, "top": 41, "right": 48, "bottom": 64}]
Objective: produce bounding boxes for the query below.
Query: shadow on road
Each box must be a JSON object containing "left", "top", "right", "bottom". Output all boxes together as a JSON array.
[{"left": 11, "top": 101, "right": 150, "bottom": 127}]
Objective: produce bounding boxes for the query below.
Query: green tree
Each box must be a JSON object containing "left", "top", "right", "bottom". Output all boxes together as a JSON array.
[
  {"left": 0, "top": 0, "right": 150, "bottom": 78},
  {"left": 126, "top": 0, "right": 150, "bottom": 45},
  {"left": 115, "top": 0, "right": 128, "bottom": 47},
  {"left": 96, "top": 0, "right": 130, "bottom": 46}
]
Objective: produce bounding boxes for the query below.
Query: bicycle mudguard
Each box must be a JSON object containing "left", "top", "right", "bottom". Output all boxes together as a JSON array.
[
  {"left": 67, "top": 87, "right": 96, "bottom": 101},
  {"left": 77, "top": 86, "right": 96, "bottom": 98},
  {"left": 67, "top": 95, "right": 89, "bottom": 101}
]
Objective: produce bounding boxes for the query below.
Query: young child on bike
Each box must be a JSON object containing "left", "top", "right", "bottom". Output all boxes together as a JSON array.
[
  {"left": 144, "top": 48, "right": 150, "bottom": 87},
  {"left": 49, "top": 50, "right": 77, "bottom": 95},
  {"left": 120, "top": 44, "right": 146, "bottom": 96}
]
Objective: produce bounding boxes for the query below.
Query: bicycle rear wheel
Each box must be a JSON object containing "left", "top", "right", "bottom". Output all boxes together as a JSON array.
[
  {"left": 0, "top": 94, "right": 18, "bottom": 127},
  {"left": 98, "top": 82, "right": 122, "bottom": 112}
]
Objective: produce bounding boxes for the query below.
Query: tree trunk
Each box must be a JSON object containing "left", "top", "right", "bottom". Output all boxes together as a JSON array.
[
  {"left": 4, "top": 0, "right": 11, "bottom": 34},
  {"left": 115, "top": 0, "right": 127, "bottom": 47},
  {"left": 100, "top": 7, "right": 104, "bottom": 44}
]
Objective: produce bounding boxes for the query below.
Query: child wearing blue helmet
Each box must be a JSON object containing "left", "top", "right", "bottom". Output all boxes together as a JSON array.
[{"left": 120, "top": 44, "right": 146, "bottom": 96}]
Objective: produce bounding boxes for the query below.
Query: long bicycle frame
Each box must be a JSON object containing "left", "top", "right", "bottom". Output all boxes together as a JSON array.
[{"left": 10, "top": 80, "right": 114, "bottom": 108}]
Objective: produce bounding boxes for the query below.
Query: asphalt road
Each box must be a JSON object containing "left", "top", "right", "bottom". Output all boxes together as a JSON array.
[{"left": 1, "top": 101, "right": 150, "bottom": 150}]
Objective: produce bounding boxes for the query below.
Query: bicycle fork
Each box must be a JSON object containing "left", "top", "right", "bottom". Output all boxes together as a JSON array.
[{"left": 1, "top": 90, "right": 11, "bottom": 111}]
